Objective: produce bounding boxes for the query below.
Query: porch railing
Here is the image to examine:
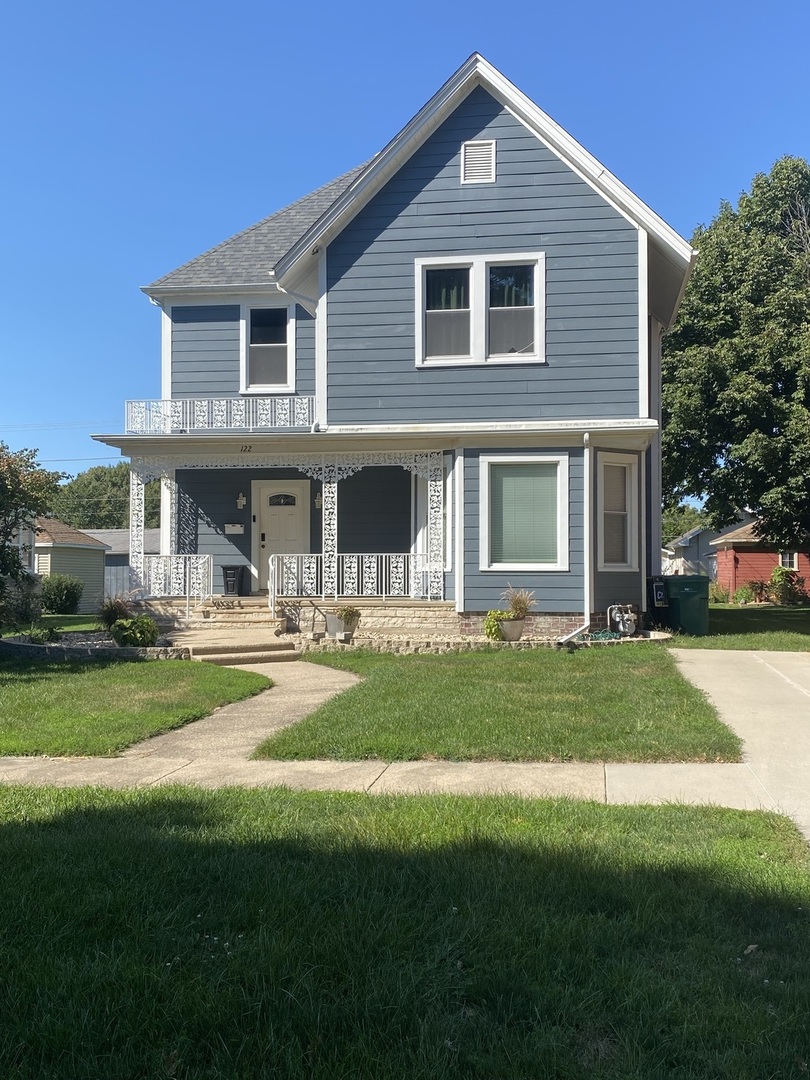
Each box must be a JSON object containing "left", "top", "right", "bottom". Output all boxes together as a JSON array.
[
  {"left": 269, "top": 553, "right": 443, "bottom": 611},
  {"left": 142, "top": 554, "right": 213, "bottom": 616},
  {"left": 125, "top": 396, "right": 315, "bottom": 434}
]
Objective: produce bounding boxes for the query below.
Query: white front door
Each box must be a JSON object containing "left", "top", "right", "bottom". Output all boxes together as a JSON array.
[{"left": 252, "top": 480, "right": 310, "bottom": 590}]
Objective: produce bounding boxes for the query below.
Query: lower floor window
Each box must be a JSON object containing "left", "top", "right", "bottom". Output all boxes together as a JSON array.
[
  {"left": 780, "top": 551, "right": 798, "bottom": 570},
  {"left": 480, "top": 455, "right": 568, "bottom": 571},
  {"left": 598, "top": 453, "right": 638, "bottom": 571}
]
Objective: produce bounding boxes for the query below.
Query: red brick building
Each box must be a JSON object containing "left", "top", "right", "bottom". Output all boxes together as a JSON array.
[{"left": 711, "top": 522, "right": 810, "bottom": 596}]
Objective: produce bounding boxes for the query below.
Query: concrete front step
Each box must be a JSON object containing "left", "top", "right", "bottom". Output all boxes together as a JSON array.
[{"left": 196, "top": 650, "right": 300, "bottom": 666}]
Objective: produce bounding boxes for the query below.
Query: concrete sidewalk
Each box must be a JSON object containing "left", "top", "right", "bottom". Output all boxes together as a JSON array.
[{"left": 1, "top": 650, "right": 808, "bottom": 838}]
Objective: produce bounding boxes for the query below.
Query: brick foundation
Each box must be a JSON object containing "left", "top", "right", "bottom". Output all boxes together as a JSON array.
[{"left": 458, "top": 611, "right": 608, "bottom": 637}]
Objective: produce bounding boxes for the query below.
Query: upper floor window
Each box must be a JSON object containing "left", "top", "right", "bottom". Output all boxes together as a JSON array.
[
  {"left": 415, "top": 253, "right": 545, "bottom": 367},
  {"left": 240, "top": 304, "right": 296, "bottom": 393}
]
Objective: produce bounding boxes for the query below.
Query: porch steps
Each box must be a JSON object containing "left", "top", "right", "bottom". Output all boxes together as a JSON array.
[{"left": 167, "top": 631, "right": 299, "bottom": 666}]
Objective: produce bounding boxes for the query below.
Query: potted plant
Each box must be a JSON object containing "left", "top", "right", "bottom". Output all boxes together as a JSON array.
[
  {"left": 484, "top": 586, "right": 536, "bottom": 642},
  {"left": 325, "top": 605, "right": 361, "bottom": 640}
]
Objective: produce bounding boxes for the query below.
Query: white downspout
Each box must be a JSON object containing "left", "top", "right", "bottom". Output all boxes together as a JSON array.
[{"left": 558, "top": 432, "right": 592, "bottom": 646}]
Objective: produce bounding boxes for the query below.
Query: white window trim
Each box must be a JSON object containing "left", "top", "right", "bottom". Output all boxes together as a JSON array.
[
  {"left": 780, "top": 551, "right": 798, "bottom": 570},
  {"left": 597, "top": 452, "right": 639, "bottom": 572},
  {"left": 239, "top": 302, "right": 296, "bottom": 394},
  {"left": 461, "top": 140, "right": 496, "bottom": 184},
  {"left": 415, "top": 253, "right": 546, "bottom": 367},
  {"left": 479, "top": 453, "right": 569, "bottom": 572}
]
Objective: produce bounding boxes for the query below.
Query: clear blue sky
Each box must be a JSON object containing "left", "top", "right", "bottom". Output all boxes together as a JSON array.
[{"left": 1, "top": 0, "right": 808, "bottom": 477}]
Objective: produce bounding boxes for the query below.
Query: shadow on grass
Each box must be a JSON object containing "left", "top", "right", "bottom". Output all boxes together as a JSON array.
[
  {"left": 709, "top": 606, "right": 810, "bottom": 637},
  {"left": 0, "top": 788, "right": 808, "bottom": 1079},
  {"left": 0, "top": 655, "right": 143, "bottom": 683}
]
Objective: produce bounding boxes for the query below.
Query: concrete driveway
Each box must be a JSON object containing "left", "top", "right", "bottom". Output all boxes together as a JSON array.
[{"left": 666, "top": 649, "right": 810, "bottom": 836}]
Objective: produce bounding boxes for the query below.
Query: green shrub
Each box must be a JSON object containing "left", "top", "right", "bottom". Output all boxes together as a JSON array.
[
  {"left": 770, "top": 565, "right": 807, "bottom": 605},
  {"left": 27, "top": 624, "right": 61, "bottom": 644},
  {"left": 708, "top": 581, "right": 729, "bottom": 604},
  {"left": 40, "top": 573, "right": 84, "bottom": 615},
  {"left": 483, "top": 610, "right": 505, "bottom": 640},
  {"left": 110, "top": 615, "right": 159, "bottom": 648},
  {"left": 733, "top": 583, "right": 754, "bottom": 605},
  {"left": 749, "top": 579, "right": 771, "bottom": 603},
  {"left": 0, "top": 574, "right": 42, "bottom": 629},
  {"left": 97, "top": 596, "right": 133, "bottom": 630}
]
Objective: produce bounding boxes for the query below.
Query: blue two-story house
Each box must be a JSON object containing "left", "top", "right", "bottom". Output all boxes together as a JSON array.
[{"left": 96, "top": 54, "right": 695, "bottom": 636}]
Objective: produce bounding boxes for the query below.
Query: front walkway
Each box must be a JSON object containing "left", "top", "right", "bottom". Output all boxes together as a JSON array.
[{"left": 1, "top": 650, "right": 808, "bottom": 840}]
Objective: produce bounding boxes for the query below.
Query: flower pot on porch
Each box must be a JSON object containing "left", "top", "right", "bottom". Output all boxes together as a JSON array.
[
  {"left": 498, "top": 617, "right": 525, "bottom": 642},
  {"left": 325, "top": 607, "right": 361, "bottom": 640}
]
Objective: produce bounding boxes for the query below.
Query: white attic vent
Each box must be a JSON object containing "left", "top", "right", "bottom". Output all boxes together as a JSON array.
[{"left": 461, "top": 140, "right": 496, "bottom": 184}]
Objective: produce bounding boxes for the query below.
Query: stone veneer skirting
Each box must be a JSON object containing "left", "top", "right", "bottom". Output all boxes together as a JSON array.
[{"left": 0, "top": 639, "right": 191, "bottom": 662}]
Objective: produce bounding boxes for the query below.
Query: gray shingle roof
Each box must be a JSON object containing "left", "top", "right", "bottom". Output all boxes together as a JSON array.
[
  {"left": 146, "top": 164, "right": 367, "bottom": 290},
  {"left": 84, "top": 529, "right": 160, "bottom": 556}
]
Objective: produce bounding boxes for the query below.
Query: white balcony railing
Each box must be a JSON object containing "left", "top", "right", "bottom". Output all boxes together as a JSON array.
[
  {"left": 269, "top": 553, "right": 443, "bottom": 612},
  {"left": 125, "top": 396, "right": 315, "bottom": 434},
  {"left": 142, "top": 554, "right": 213, "bottom": 614}
]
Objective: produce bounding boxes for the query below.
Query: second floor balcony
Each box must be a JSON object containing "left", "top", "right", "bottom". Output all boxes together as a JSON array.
[{"left": 125, "top": 396, "right": 316, "bottom": 435}]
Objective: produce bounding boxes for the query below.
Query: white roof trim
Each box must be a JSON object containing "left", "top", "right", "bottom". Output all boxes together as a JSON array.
[{"left": 275, "top": 53, "right": 695, "bottom": 284}]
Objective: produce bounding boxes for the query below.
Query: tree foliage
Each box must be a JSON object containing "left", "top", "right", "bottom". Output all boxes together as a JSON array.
[
  {"left": 662, "top": 156, "right": 810, "bottom": 549},
  {"left": 0, "top": 443, "right": 65, "bottom": 580},
  {"left": 661, "top": 503, "right": 705, "bottom": 546},
  {"left": 50, "top": 462, "right": 160, "bottom": 529}
]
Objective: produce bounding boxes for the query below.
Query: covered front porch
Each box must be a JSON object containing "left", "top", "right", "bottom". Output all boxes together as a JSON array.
[{"left": 128, "top": 450, "right": 447, "bottom": 612}]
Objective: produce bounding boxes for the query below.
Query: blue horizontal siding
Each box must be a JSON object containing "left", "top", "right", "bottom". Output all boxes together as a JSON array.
[
  {"left": 170, "top": 304, "right": 315, "bottom": 398},
  {"left": 327, "top": 85, "right": 639, "bottom": 425},
  {"left": 462, "top": 446, "right": 585, "bottom": 613}
]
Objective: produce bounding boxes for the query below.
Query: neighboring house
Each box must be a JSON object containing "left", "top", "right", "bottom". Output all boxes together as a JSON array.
[
  {"left": 34, "top": 518, "right": 107, "bottom": 614},
  {"left": 663, "top": 513, "right": 754, "bottom": 578},
  {"left": 93, "top": 54, "right": 695, "bottom": 634},
  {"left": 84, "top": 529, "right": 161, "bottom": 597},
  {"left": 711, "top": 522, "right": 810, "bottom": 596}
]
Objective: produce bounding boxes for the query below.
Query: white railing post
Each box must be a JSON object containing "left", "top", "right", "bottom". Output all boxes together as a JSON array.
[{"left": 268, "top": 554, "right": 276, "bottom": 614}]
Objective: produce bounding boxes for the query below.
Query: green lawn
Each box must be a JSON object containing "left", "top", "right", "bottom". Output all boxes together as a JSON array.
[
  {"left": 0, "top": 786, "right": 807, "bottom": 1080},
  {"left": 255, "top": 646, "right": 740, "bottom": 763},
  {"left": 671, "top": 604, "right": 810, "bottom": 651},
  {"left": 1, "top": 613, "right": 102, "bottom": 637},
  {"left": 0, "top": 657, "right": 270, "bottom": 755}
]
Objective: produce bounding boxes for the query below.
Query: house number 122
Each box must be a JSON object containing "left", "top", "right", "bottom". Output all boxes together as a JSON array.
[{"left": 240, "top": 445, "right": 252, "bottom": 453}]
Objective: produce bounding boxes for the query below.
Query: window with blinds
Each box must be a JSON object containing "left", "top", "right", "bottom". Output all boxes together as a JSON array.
[
  {"left": 480, "top": 455, "right": 568, "bottom": 571},
  {"left": 489, "top": 463, "right": 558, "bottom": 564}
]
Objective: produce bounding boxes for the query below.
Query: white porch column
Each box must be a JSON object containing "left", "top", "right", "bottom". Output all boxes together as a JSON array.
[
  {"left": 426, "top": 451, "right": 445, "bottom": 600},
  {"left": 129, "top": 460, "right": 146, "bottom": 589},
  {"left": 321, "top": 462, "right": 338, "bottom": 598},
  {"left": 160, "top": 470, "right": 177, "bottom": 555}
]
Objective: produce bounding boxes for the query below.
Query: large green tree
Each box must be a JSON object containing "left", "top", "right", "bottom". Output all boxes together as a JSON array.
[
  {"left": 50, "top": 462, "right": 160, "bottom": 529},
  {"left": 662, "top": 156, "right": 810, "bottom": 548},
  {"left": 0, "top": 444, "right": 65, "bottom": 579},
  {"left": 661, "top": 503, "right": 705, "bottom": 546}
]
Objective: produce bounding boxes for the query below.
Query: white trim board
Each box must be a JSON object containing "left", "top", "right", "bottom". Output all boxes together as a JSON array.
[{"left": 478, "top": 453, "right": 569, "bottom": 573}]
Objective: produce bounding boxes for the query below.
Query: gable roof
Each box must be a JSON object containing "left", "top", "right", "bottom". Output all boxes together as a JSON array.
[
  {"left": 710, "top": 522, "right": 763, "bottom": 547},
  {"left": 144, "top": 54, "right": 696, "bottom": 326},
  {"left": 145, "top": 165, "right": 367, "bottom": 292},
  {"left": 84, "top": 528, "right": 160, "bottom": 556},
  {"left": 35, "top": 517, "right": 108, "bottom": 549}
]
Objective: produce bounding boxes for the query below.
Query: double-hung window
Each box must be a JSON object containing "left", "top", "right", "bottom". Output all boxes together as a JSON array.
[
  {"left": 416, "top": 253, "right": 545, "bottom": 366},
  {"left": 240, "top": 304, "right": 296, "bottom": 393},
  {"left": 479, "top": 454, "right": 568, "bottom": 571},
  {"left": 780, "top": 551, "right": 798, "bottom": 570},
  {"left": 598, "top": 453, "right": 638, "bottom": 571}
]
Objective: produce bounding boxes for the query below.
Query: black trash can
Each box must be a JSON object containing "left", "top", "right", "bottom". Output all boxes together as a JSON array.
[
  {"left": 662, "top": 575, "right": 710, "bottom": 637},
  {"left": 222, "top": 564, "right": 246, "bottom": 596}
]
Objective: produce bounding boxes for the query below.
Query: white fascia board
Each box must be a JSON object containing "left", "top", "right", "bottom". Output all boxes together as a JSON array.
[
  {"left": 275, "top": 53, "right": 695, "bottom": 288},
  {"left": 34, "top": 542, "right": 107, "bottom": 552},
  {"left": 141, "top": 282, "right": 282, "bottom": 304}
]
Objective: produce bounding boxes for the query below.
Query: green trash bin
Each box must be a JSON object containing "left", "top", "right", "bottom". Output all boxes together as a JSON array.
[{"left": 662, "top": 575, "right": 710, "bottom": 637}]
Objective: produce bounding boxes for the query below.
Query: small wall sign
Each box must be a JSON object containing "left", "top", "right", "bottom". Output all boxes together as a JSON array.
[{"left": 224, "top": 523, "right": 245, "bottom": 535}]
